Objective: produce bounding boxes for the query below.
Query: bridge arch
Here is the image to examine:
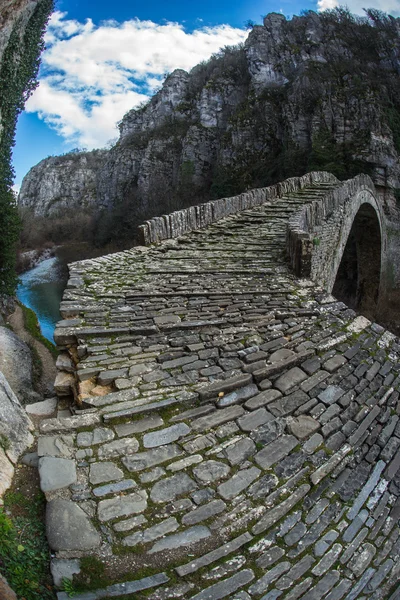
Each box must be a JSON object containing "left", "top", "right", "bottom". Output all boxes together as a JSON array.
[
  {"left": 332, "top": 201, "right": 382, "bottom": 318},
  {"left": 287, "top": 175, "right": 387, "bottom": 321}
]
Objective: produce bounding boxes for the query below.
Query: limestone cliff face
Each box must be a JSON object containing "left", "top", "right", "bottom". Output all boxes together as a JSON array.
[
  {"left": 19, "top": 10, "right": 400, "bottom": 229},
  {"left": 0, "top": 0, "right": 39, "bottom": 140},
  {"left": 18, "top": 150, "right": 107, "bottom": 216}
]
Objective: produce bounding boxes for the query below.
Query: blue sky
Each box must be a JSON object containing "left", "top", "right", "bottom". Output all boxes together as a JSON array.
[{"left": 13, "top": 0, "right": 400, "bottom": 190}]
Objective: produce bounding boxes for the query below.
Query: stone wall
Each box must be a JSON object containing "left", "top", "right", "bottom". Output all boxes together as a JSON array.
[
  {"left": 139, "top": 171, "right": 338, "bottom": 245},
  {"left": 48, "top": 174, "right": 400, "bottom": 598},
  {"left": 286, "top": 174, "right": 385, "bottom": 284}
]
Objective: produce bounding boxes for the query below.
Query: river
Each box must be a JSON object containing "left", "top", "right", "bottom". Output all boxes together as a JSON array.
[
  {"left": 16, "top": 244, "right": 115, "bottom": 344},
  {"left": 17, "top": 256, "right": 67, "bottom": 344}
]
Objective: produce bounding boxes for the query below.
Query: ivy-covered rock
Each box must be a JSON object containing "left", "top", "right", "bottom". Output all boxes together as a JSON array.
[{"left": 0, "top": 0, "right": 54, "bottom": 295}]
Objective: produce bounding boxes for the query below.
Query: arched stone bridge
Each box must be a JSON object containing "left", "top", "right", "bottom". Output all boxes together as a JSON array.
[{"left": 42, "top": 172, "right": 400, "bottom": 599}]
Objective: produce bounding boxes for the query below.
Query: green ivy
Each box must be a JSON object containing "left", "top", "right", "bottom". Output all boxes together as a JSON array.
[
  {"left": 0, "top": 0, "right": 54, "bottom": 295},
  {"left": 0, "top": 492, "right": 54, "bottom": 599}
]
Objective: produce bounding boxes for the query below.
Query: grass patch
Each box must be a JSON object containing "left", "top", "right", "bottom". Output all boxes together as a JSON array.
[
  {"left": 28, "top": 340, "right": 43, "bottom": 386},
  {"left": 0, "top": 491, "right": 55, "bottom": 599},
  {"left": 71, "top": 556, "right": 108, "bottom": 592},
  {"left": 19, "top": 302, "right": 58, "bottom": 358},
  {"left": 0, "top": 433, "right": 10, "bottom": 452}
]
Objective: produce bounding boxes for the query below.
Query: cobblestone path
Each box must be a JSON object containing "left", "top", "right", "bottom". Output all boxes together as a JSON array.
[{"left": 42, "top": 180, "right": 400, "bottom": 599}]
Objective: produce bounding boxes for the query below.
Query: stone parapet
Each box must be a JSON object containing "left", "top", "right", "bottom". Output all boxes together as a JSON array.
[
  {"left": 139, "top": 171, "right": 338, "bottom": 245},
  {"left": 46, "top": 173, "right": 400, "bottom": 598}
]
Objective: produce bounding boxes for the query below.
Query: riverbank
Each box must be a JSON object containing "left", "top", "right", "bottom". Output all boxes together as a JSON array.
[
  {"left": 0, "top": 303, "right": 58, "bottom": 599},
  {"left": 17, "top": 245, "right": 57, "bottom": 274},
  {"left": 7, "top": 304, "right": 57, "bottom": 398}
]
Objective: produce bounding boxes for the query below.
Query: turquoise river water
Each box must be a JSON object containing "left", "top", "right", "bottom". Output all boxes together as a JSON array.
[{"left": 17, "top": 257, "right": 66, "bottom": 344}]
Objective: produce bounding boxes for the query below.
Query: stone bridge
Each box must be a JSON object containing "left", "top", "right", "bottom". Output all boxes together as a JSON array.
[{"left": 41, "top": 172, "right": 400, "bottom": 599}]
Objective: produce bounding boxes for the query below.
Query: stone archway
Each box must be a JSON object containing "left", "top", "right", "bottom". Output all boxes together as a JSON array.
[{"left": 332, "top": 202, "right": 382, "bottom": 319}]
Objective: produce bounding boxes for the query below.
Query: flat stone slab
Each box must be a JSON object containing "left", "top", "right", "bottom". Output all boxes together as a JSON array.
[
  {"left": 192, "top": 405, "right": 245, "bottom": 431},
  {"left": 148, "top": 525, "right": 211, "bottom": 554},
  {"left": 217, "top": 466, "right": 260, "bottom": 500},
  {"left": 122, "top": 444, "right": 183, "bottom": 472},
  {"left": 323, "top": 355, "right": 347, "bottom": 372},
  {"left": 223, "top": 438, "right": 256, "bottom": 465},
  {"left": 122, "top": 517, "right": 179, "bottom": 547},
  {"left": 268, "top": 390, "right": 310, "bottom": 416},
  {"left": 93, "top": 479, "right": 137, "bottom": 497},
  {"left": 190, "top": 569, "right": 254, "bottom": 600},
  {"left": 176, "top": 532, "right": 253, "bottom": 576},
  {"left": 269, "top": 348, "right": 296, "bottom": 363},
  {"left": 182, "top": 499, "right": 226, "bottom": 526},
  {"left": 26, "top": 397, "right": 57, "bottom": 416},
  {"left": 114, "top": 415, "right": 164, "bottom": 436},
  {"left": 89, "top": 462, "right": 124, "bottom": 485},
  {"left": 150, "top": 473, "right": 197, "bottom": 503},
  {"left": 77, "top": 427, "right": 115, "bottom": 447},
  {"left": 98, "top": 437, "right": 139, "bottom": 459},
  {"left": 40, "top": 413, "right": 101, "bottom": 433},
  {"left": 252, "top": 483, "right": 311, "bottom": 535},
  {"left": 245, "top": 389, "right": 282, "bottom": 410},
  {"left": 143, "top": 423, "right": 191, "bottom": 448},
  {"left": 39, "top": 457, "right": 77, "bottom": 492},
  {"left": 237, "top": 408, "right": 273, "bottom": 431},
  {"left": 287, "top": 416, "right": 320, "bottom": 439},
  {"left": 198, "top": 374, "right": 252, "bottom": 401},
  {"left": 274, "top": 367, "right": 307, "bottom": 393},
  {"left": 37, "top": 435, "right": 74, "bottom": 458},
  {"left": 318, "top": 385, "right": 345, "bottom": 405},
  {"left": 50, "top": 559, "right": 81, "bottom": 587},
  {"left": 98, "top": 490, "right": 147, "bottom": 521},
  {"left": 46, "top": 499, "right": 100, "bottom": 551},
  {"left": 255, "top": 435, "right": 298, "bottom": 469},
  {"left": 216, "top": 384, "right": 258, "bottom": 408},
  {"left": 57, "top": 573, "right": 170, "bottom": 600},
  {"left": 193, "top": 460, "right": 231, "bottom": 484}
]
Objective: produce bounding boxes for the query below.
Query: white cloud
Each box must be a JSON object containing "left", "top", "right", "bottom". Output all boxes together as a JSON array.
[
  {"left": 27, "top": 12, "right": 247, "bottom": 149},
  {"left": 318, "top": 0, "right": 400, "bottom": 16}
]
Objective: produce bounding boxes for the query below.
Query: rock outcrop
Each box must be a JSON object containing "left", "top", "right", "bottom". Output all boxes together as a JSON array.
[
  {"left": 0, "top": 0, "right": 41, "bottom": 141},
  {"left": 0, "top": 326, "right": 41, "bottom": 404},
  {"left": 0, "top": 371, "right": 34, "bottom": 495},
  {"left": 19, "top": 10, "right": 400, "bottom": 231},
  {"left": 18, "top": 149, "right": 108, "bottom": 217}
]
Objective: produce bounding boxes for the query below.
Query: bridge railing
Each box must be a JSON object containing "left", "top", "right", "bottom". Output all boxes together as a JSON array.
[
  {"left": 138, "top": 171, "right": 338, "bottom": 245},
  {"left": 286, "top": 173, "right": 376, "bottom": 279}
]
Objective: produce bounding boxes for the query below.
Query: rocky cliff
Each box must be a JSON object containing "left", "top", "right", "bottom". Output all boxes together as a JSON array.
[
  {"left": 19, "top": 9, "right": 400, "bottom": 240},
  {"left": 0, "top": 0, "right": 40, "bottom": 141},
  {"left": 18, "top": 149, "right": 107, "bottom": 217}
]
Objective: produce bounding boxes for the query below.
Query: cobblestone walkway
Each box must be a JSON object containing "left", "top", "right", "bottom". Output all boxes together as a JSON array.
[{"left": 42, "top": 180, "right": 400, "bottom": 599}]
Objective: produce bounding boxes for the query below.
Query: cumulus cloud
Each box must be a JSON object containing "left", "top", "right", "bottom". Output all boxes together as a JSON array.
[
  {"left": 318, "top": 0, "right": 400, "bottom": 16},
  {"left": 26, "top": 12, "right": 247, "bottom": 148}
]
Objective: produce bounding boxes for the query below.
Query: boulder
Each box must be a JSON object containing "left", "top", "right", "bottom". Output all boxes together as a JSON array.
[
  {"left": 0, "top": 371, "right": 34, "bottom": 464},
  {"left": 0, "top": 326, "right": 40, "bottom": 404},
  {"left": 46, "top": 499, "right": 101, "bottom": 551}
]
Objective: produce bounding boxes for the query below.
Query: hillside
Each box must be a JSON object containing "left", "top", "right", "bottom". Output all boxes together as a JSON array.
[{"left": 19, "top": 8, "right": 400, "bottom": 247}]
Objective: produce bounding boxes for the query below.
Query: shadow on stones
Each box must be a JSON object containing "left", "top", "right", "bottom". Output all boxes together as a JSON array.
[{"left": 333, "top": 203, "right": 381, "bottom": 320}]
